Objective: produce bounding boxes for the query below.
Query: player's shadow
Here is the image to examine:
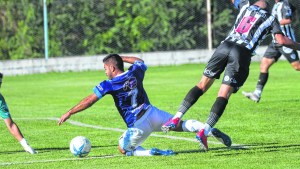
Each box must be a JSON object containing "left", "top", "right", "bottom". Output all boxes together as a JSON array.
[
  {"left": 38, "top": 144, "right": 118, "bottom": 153},
  {"left": 174, "top": 143, "right": 300, "bottom": 156},
  {"left": 0, "top": 150, "right": 30, "bottom": 155},
  {"left": 174, "top": 146, "right": 239, "bottom": 154}
]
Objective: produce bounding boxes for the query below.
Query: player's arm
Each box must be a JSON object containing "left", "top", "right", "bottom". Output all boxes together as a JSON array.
[
  {"left": 275, "top": 33, "right": 300, "bottom": 51},
  {"left": 279, "top": 18, "right": 292, "bottom": 25},
  {"left": 121, "top": 56, "right": 144, "bottom": 64},
  {"left": 58, "top": 93, "right": 98, "bottom": 125}
]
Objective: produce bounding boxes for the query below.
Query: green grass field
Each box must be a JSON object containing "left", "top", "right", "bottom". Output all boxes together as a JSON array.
[{"left": 0, "top": 61, "right": 299, "bottom": 169}]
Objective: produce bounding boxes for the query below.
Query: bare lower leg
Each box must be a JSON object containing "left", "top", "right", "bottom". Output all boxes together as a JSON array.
[{"left": 4, "top": 118, "right": 24, "bottom": 141}]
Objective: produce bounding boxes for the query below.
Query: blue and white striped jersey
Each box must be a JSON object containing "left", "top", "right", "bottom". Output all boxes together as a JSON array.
[
  {"left": 226, "top": 0, "right": 282, "bottom": 53},
  {"left": 272, "top": 0, "right": 296, "bottom": 42},
  {"left": 93, "top": 61, "right": 150, "bottom": 127}
]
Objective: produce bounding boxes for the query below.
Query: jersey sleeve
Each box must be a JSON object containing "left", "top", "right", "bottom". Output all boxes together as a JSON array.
[{"left": 93, "top": 80, "right": 112, "bottom": 99}]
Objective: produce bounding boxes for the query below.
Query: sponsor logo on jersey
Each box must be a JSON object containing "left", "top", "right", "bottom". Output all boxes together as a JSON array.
[
  {"left": 123, "top": 77, "right": 137, "bottom": 91},
  {"left": 97, "top": 85, "right": 103, "bottom": 91}
]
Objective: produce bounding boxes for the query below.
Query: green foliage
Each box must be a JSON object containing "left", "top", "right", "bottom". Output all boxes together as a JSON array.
[
  {"left": 0, "top": 0, "right": 207, "bottom": 60},
  {"left": 2, "top": 0, "right": 300, "bottom": 60},
  {"left": 0, "top": 0, "right": 43, "bottom": 60}
]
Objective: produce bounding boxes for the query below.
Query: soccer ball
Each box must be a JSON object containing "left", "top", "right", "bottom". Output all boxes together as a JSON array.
[{"left": 69, "top": 136, "right": 92, "bottom": 157}]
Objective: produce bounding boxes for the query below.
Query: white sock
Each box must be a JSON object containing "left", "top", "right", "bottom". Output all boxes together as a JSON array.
[
  {"left": 204, "top": 124, "right": 212, "bottom": 136},
  {"left": 254, "top": 89, "right": 262, "bottom": 97},
  {"left": 182, "top": 120, "right": 205, "bottom": 132},
  {"left": 133, "top": 146, "right": 152, "bottom": 156},
  {"left": 173, "top": 112, "right": 184, "bottom": 119},
  {"left": 20, "top": 138, "right": 28, "bottom": 147}
]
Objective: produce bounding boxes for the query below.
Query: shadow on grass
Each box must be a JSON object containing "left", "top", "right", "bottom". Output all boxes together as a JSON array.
[
  {"left": 175, "top": 143, "right": 300, "bottom": 156},
  {"left": 217, "top": 143, "right": 300, "bottom": 156},
  {"left": 174, "top": 146, "right": 235, "bottom": 154}
]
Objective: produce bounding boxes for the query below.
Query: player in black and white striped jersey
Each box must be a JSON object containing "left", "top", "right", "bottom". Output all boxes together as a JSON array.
[
  {"left": 243, "top": 0, "right": 300, "bottom": 102},
  {"left": 162, "top": 0, "right": 300, "bottom": 151}
]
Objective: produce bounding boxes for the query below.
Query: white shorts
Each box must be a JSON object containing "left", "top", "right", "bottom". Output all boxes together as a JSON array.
[{"left": 119, "top": 105, "right": 173, "bottom": 152}]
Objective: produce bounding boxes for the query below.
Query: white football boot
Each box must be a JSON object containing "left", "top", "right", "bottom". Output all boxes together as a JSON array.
[{"left": 242, "top": 91, "right": 260, "bottom": 103}]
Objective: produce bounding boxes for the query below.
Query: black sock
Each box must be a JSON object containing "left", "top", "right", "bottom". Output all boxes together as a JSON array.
[
  {"left": 178, "top": 86, "right": 203, "bottom": 114},
  {"left": 206, "top": 97, "right": 228, "bottom": 127},
  {"left": 256, "top": 72, "right": 268, "bottom": 91}
]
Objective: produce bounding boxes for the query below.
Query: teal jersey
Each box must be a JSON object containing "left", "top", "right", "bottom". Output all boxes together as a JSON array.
[{"left": 0, "top": 93, "right": 10, "bottom": 119}]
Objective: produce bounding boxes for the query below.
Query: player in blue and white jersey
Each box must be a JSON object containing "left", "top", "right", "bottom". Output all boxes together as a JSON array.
[
  {"left": 0, "top": 73, "right": 36, "bottom": 154},
  {"left": 243, "top": 0, "right": 300, "bottom": 102},
  {"left": 162, "top": 0, "right": 300, "bottom": 151},
  {"left": 58, "top": 54, "right": 231, "bottom": 156}
]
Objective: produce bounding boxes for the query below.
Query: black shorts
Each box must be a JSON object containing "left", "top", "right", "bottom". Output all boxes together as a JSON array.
[
  {"left": 263, "top": 43, "right": 299, "bottom": 63},
  {"left": 204, "top": 41, "right": 252, "bottom": 93}
]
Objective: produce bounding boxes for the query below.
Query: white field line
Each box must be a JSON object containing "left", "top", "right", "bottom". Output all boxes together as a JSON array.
[
  {"left": 16, "top": 117, "right": 226, "bottom": 144},
  {"left": 0, "top": 117, "right": 244, "bottom": 166}
]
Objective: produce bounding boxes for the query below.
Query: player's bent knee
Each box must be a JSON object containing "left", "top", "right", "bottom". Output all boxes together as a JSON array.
[
  {"left": 118, "top": 145, "right": 126, "bottom": 155},
  {"left": 294, "top": 65, "right": 300, "bottom": 71},
  {"left": 118, "top": 141, "right": 134, "bottom": 155},
  {"left": 291, "top": 61, "right": 300, "bottom": 71}
]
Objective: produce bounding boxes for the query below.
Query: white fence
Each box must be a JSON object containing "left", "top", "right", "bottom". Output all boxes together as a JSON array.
[{"left": 0, "top": 47, "right": 268, "bottom": 76}]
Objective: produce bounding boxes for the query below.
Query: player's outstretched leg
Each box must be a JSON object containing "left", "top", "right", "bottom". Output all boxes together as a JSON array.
[
  {"left": 242, "top": 91, "right": 260, "bottom": 103},
  {"left": 150, "top": 148, "right": 175, "bottom": 156},
  {"left": 210, "top": 128, "right": 232, "bottom": 147},
  {"left": 124, "top": 146, "right": 175, "bottom": 156},
  {"left": 161, "top": 117, "right": 180, "bottom": 133}
]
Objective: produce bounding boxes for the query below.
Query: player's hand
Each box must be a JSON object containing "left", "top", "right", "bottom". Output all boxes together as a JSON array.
[{"left": 58, "top": 112, "right": 71, "bottom": 125}]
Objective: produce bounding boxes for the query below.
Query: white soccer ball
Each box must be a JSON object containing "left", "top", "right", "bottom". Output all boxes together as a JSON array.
[{"left": 69, "top": 136, "right": 92, "bottom": 157}]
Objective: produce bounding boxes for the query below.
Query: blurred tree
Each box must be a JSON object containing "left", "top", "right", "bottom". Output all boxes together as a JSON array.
[
  {"left": 0, "top": 0, "right": 43, "bottom": 60},
  {"left": 0, "top": 0, "right": 299, "bottom": 60}
]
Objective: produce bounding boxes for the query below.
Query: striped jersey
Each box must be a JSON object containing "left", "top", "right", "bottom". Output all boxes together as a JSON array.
[
  {"left": 93, "top": 61, "right": 150, "bottom": 128},
  {"left": 225, "top": 0, "right": 282, "bottom": 53},
  {"left": 272, "top": 0, "right": 296, "bottom": 43}
]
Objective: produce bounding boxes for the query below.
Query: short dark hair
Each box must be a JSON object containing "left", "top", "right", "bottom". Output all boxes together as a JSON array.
[
  {"left": 103, "top": 54, "right": 124, "bottom": 71},
  {"left": 265, "top": 1, "right": 270, "bottom": 12},
  {"left": 254, "top": 0, "right": 270, "bottom": 12}
]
